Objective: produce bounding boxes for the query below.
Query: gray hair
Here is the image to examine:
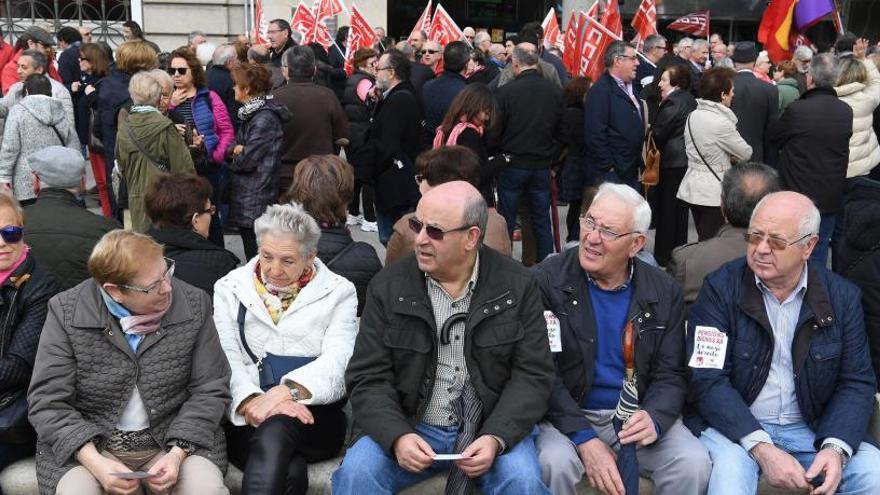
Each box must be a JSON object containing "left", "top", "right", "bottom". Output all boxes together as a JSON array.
[
  {"left": 750, "top": 192, "right": 821, "bottom": 242},
  {"left": 254, "top": 202, "right": 321, "bottom": 260},
  {"left": 512, "top": 45, "right": 538, "bottom": 67},
  {"left": 20, "top": 49, "right": 48, "bottom": 72},
  {"left": 395, "top": 41, "right": 415, "bottom": 59},
  {"left": 794, "top": 45, "right": 814, "bottom": 62},
  {"left": 196, "top": 43, "right": 216, "bottom": 67},
  {"left": 212, "top": 43, "right": 237, "bottom": 66},
  {"left": 146, "top": 68, "right": 172, "bottom": 91},
  {"left": 285, "top": 45, "right": 315, "bottom": 79},
  {"left": 715, "top": 57, "right": 735, "bottom": 69},
  {"left": 128, "top": 70, "right": 163, "bottom": 106},
  {"left": 810, "top": 52, "right": 840, "bottom": 89},
  {"left": 721, "top": 162, "right": 780, "bottom": 228},
  {"left": 463, "top": 195, "right": 489, "bottom": 244},
  {"left": 677, "top": 37, "right": 694, "bottom": 50},
  {"left": 643, "top": 34, "right": 666, "bottom": 52},
  {"left": 247, "top": 44, "right": 270, "bottom": 64},
  {"left": 593, "top": 182, "right": 651, "bottom": 233},
  {"left": 188, "top": 30, "right": 206, "bottom": 45},
  {"left": 693, "top": 39, "right": 709, "bottom": 52},
  {"left": 603, "top": 40, "right": 631, "bottom": 68},
  {"left": 474, "top": 31, "right": 491, "bottom": 46}
]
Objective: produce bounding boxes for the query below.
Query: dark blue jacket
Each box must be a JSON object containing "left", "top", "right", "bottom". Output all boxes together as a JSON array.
[
  {"left": 686, "top": 258, "right": 877, "bottom": 453},
  {"left": 542, "top": 50, "right": 570, "bottom": 86},
  {"left": 584, "top": 71, "right": 645, "bottom": 180},
  {"left": 96, "top": 66, "right": 131, "bottom": 173},
  {"left": 421, "top": 71, "right": 467, "bottom": 146}
]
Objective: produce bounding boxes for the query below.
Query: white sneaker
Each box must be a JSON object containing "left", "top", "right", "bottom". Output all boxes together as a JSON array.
[
  {"left": 360, "top": 220, "right": 378, "bottom": 232},
  {"left": 346, "top": 214, "right": 363, "bottom": 226}
]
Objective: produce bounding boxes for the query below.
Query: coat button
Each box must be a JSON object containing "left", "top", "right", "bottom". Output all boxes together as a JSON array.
[
  {"left": 572, "top": 300, "right": 578, "bottom": 305},
  {"left": 506, "top": 299, "right": 512, "bottom": 305},
  {"left": 150, "top": 409, "right": 157, "bottom": 414},
  {"left": 484, "top": 309, "right": 489, "bottom": 314},
  {"left": 493, "top": 305, "right": 500, "bottom": 310},
  {"left": 645, "top": 313, "right": 651, "bottom": 318},
  {"left": 637, "top": 318, "right": 643, "bottom": 323},
  {"left": 827, "top": 316, "right": 833, "bottom": 322},
  {"left": 398, "top": 297, "right": 404, "bottom": 302},
  {"left": 813, "top": 325, "right": 818, "bottom": 330},
  {"left": 816, "top": 354, "right": 822, "bottom": 359}
]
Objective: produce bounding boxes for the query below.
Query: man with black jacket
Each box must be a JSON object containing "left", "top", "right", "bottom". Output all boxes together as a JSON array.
[
  {"left": 421, "top": 41, "right": 470, "bottom": 148},
  {"left": 266, "top": 19, "right": 296, "bottom": 68},
  {"left": 730, "top": 42, "right": 779, "bottom": 164},
  {"left": 533, "top": 183, "right": 710, "bottom": 495},
  {"left": 493, "top": 44, "right": 564, "bottom": 262}
]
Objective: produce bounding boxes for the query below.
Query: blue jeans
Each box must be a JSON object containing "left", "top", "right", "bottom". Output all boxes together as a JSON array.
[
  {"left": 498, "top": 167, "right": 554, "bottom": 261},
  {"left": 700, "top": 423, "right": 880, "bottom": 495},
  {"left": 332, "top": 423, "right": 551, "bottom": 495},
  {"left": 376, "top": 206, "right": 411, "bottom": 246},
  {"left": 811, "top": 214, "right": 836, "bottom": 268}
]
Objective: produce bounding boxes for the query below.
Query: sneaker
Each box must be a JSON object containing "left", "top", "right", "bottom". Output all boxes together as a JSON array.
[
  {"left": 346, "top": 214, "right": 363, "bottom": 226},
  {"left": 360, "top": 220, "right": 378, "bottom": 232}
]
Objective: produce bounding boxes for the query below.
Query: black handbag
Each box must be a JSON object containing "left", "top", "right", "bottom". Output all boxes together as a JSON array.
[
  {"left": 236, "top": 303, "right": 316, "bottom": 391},
  {"left": 0, "top": 389, "right": 33, "bottom": 444}
]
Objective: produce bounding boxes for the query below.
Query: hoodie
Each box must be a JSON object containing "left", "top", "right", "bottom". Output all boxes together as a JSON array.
[{"left": 0, "top": 95, "right": 78, "bottom": 201}]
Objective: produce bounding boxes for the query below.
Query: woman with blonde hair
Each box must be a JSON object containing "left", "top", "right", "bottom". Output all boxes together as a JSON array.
[{"left": 835, "top": 38, "right": 880, "bottom": 178}]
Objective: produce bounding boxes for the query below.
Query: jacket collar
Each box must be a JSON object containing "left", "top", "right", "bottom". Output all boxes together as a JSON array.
[
  {"left": 148, "top": 226, "right": 235, "bottom": 254},
  {"left": 715, "top": 224, "right": 747, "bottom": 239},
  {"left": 440, "top": 71, "right": 467, "bottom": 82},
  {"left": 71, "top": 278, "right": 196, "bottom": 330},
  {"left": 604, "top": 72, "right": 640, "bottom": 111},
  {"left": 34, "top": 188, "right": 84, "bottom": 207},
  {"left": 554, "top": 248, "right": 660, "bottom": 311},
  {"left": 802, "top": 87, "right": 839, "bottom": 99}
]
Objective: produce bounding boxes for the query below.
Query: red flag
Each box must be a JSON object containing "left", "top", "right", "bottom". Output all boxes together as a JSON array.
[
  {"left": 344, "top": 4, "right": 377, "bottom": 75},
  {"left": 600, "top": 0, "right": 623, "bottom": 38},
  {"left": 253, "top": 0, "right": 270, "bottom": 46},
  {"left": 758, "top": 0, "right": 796, "bottom": 62},
  {"left": 793, "top": 33, "right": 815, "bottom": 51},
  {"left": 631, "top": 0, "right": 657, "bottom": 48},
  {"left": 562, "top": 13, "right": 579, "bottom": 74},
  {"left": 573, "top": 3, "right": 598, "bottom": 77},
  {"left": 313, "top": 0, "right": 345, "bottom": 21},
  {"left": 291, "top": 2, "right": 316, "bottom": 42},
  {"left": 409, "top": 0, "right": 432, "bottom": 42},
  {"left": 541, "top": 9, "right": 562, "bottom": 51},
  {"left": 579, "top": 14, "right": 614, "bottom": 81},
  {"left": 428, "top": 3, "right": 463, "bottom": 46},
  {"left": 307, "top": 0, "right": 337, "bottom": 49},
  {"left": 668, "top": 11, "right": 710, "bottom": 38}
]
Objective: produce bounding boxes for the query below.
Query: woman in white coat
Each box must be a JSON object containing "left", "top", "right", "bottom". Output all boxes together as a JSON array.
[
  {"left": 677, "top": 66, "right": 752, "bottom": 240},
  {"left": 835, "top": 39, "right": 880, "bottom": 179},
  {"left": 214, "top": 202, "right": 357, "bottom": 495}
]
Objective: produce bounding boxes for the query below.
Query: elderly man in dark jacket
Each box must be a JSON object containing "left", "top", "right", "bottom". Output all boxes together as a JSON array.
[
  {"left": 687, "top": 191, "right": 880, "bottom": 495},
  {"left": 23, "top": 146, "right": 120, "bottom": 289},
  {"left": 421, "top": 41, "right": 470, "bottom": 148},
  {"left": 534, "top": 183, "right": 710, "bottom": 495},
  {"left": 769, "top": 52, "right": 853, "bottom": 267},
  {"left": 334, "top": 182, "right": 554, "bottom": 494},
  {"left": 730, "top": 42, "right": 779, "bottom": 165}
]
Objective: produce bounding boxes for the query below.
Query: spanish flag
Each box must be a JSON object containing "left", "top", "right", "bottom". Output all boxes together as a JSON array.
[{"left": 758, "top": 0, "right": 799, "bottom": 63}]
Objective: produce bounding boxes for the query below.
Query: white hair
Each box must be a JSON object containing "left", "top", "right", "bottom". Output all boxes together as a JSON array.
[
  {"left": 254, "top": 202, "right": 321, "bottom": 259},
  {"left": 196, "top": 42, "right": 217, "bottom": 67},
  {"left": 593, "top": 183, "right": 652, "bottom": 233},
  {"left": 677, "top": 37, "right": 694, "bottom": 49},
  {"left": 693, "top": 39, "right": 709, "bottom": 51},
  {"left": 749, "top": 192, "right": 821, "bottom": 242},
  {"left": 794, "top": 45, "right": 814, "bottom": 61},
  {"left": 474, "top": 31, "right": 491, "bottom": 46},
  {"left": 212, "top": 43, "right": 237, "bottom": 66}
]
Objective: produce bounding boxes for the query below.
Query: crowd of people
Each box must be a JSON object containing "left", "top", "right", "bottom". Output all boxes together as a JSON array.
[{"left": 0, "top": 13, "right": 876, "bottom": 495}]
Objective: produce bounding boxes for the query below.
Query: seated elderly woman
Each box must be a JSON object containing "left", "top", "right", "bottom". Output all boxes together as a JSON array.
[
  {"left": 116, "top": 69, "right": 195, "bottom": 232},
  {"left": 145, "top": 172, "right": 239, "bottom": 296},
  {"left": 282, "top": 155, "right": 382, "bottom": 316},
  {"left": 27, "top": 230, "right": 231, "bottom": 495},
  {"left": 214, "top": 202, "right": 358, "bottom": 495},
  {"left": 0, "top": 193, "right": 63, "bottom": 474}
]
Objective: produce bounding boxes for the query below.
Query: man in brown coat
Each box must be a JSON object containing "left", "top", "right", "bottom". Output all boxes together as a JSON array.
[
  {"left": 272, "top": 45, "right": 348, "bottom": 196},
  {"left": 667, "top": 162, "right": 779, "bottom": 307}
]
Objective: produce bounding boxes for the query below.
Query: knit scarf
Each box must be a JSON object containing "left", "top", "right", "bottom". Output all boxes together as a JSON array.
[
  {"left": 253, "top": 262, "right": 315, "bottom": 324},
  {"left": 129, "top": 105, "right": 159, "bottom": 114},
  {"left": 432, "top": 119, "right": 483, "bottom": 149},
  {"left": 238, "top": 95, "right": 271, "bottom": 122},
  {"left": 99, "top": 288, "right": 172, "bottom": 336}
]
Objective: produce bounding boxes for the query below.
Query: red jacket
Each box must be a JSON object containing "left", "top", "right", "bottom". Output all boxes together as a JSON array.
[{"left": 1, "top": 49, "right": 61, "bottom": 95}]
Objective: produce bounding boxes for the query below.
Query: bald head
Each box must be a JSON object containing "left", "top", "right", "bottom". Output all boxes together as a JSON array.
[
  {"left": 421, "top": 181, "right": 487, "bottom": 235},
  {"left": 751, "top": 191, "right": 820, "bottom": 239}
]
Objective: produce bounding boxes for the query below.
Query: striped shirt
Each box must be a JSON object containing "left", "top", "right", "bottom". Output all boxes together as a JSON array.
[{"left": 422, "top": 255, "right": 480, "bottom": 427}]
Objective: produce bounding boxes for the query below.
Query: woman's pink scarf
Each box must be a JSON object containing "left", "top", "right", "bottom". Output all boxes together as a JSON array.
[
  {"left": 433, "top": 118, "right": 484, "bottom": 149},
  {"left": 0, "top": 245, "right": 29, "bottom": 287}
]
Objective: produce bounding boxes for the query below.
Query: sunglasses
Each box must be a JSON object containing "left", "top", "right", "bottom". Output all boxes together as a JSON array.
[
  {"left": 423, "top": 49, "right": 440, "bottom": 55},
  {"left": 167, "top": 67, "right": 188, "bottom": 76},
  {"left": 0, "top": 226, "right": 23, "bottom": 244},
  {"left": 408, "top": 217, "right": 472, "bottom": 241},
  {"left": 744, "top": 232, "right": 813, "bottom": 250}
]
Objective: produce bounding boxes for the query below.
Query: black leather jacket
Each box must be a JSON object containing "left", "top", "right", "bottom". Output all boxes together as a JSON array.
[{"left": 652, "top": 89, "right": 697, "bottom": 169}]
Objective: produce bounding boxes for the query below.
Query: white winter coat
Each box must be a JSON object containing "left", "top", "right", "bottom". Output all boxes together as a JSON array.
[
  {"left": 835, "top": 58, "right": 880, "bottom": 178},
  {"left": 677, "top": 99, "right": 753, "bottom": 207},
  {"left": 213, "top": 255, "right": 358, "bottom": 425}
]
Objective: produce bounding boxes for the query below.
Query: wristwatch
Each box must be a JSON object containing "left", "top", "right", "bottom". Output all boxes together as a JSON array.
[
  {"left": 167, "top": 439, "right": 196, "bottom": 457},
  {"left": 285, "top": 381, "right": 302, "bottom": 401},
  {"left": 821, "top": 443, "right": 849, "bottom": 469}
]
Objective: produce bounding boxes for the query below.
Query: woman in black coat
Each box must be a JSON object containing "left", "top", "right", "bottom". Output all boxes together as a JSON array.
[
  {"left": 651, "top": 64, "right": 697, "bottom": 266},
  {"left": 145, "top": 173, "right": 239, "bottom": 296},
  {"left": 343, "top": 48, "right": 379, "bottom": 230},
  {"left": 227, "top": 63, "right": 290, "bottom": 260},
  {"left": 283, "top": 155, "right": 382, "bottom": 316},
  {"left": 559, "top": 77, "right": 592, "bottom": 241}
]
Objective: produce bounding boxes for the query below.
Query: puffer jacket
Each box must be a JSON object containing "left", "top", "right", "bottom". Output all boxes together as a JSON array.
[
  {"left": 677, "top": 99, "right": 752, "bottom": 207},
  {"left": 835, "top": 58, "right": 880, "bottom": 178},
  {"left": 316, "top": 226, "right": 382, "bottom": 317},
  {"left": 116, "top": 109, "right": 195, "bottom": 232},
  {"left": 227, "top": 97, "right": 289, "bottom": 228},
  {"left": 652, "top": 88, "right": 697, "bottom": 170},
  {"left": 0, "top": 95, "right": 79, "bottom": 201},
  {"left": 170, "top": 88, "right": 234, "bottom": 166},
  {"left": 28, "top": 278, "right": 231, "bottom": 495},
  {"left": 777, "top": 77, "right": 800, "bottom": 113}
]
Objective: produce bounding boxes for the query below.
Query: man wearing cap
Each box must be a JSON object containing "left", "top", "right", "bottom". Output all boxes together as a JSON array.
[
  {"left": 730, "top": 41, "right": 779, "bottom": 165},
  {"left": 1, "top": 25, "right": 61, "bottom": 95},
  {"left": 23, "top": 146, "right": 120, "bottom": 288}
]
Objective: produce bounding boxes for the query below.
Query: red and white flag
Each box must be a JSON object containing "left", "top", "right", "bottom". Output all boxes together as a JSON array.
[
  {"left": 428, "top": 3, "right": 463, "bottom": 46},
  {"left": 344, "top": 4, "right": 377, "bottom": 75},
  {"left": 562, "top": 13, "right": 579, "bottom": 74},
  {"left": 290, "top": 2, "right": 316, "bottom": 41},
  {"left": 631, "top": 0, "right": 657, "bottom": 48},
  {"left": 667, "top": 11, "right": 710, "bottom": 38},
  {"left": 252, "top": 0, "right": 270, "bottom": 46},
  {"left": 573, "top": 3, "right": 598, "bottom": 76},
  {"left": 579, "top": 14, "right": 615, "bottom": 81},
  {"left": 313, "top": 0, "right": 345, "bottom": 21},
  {"left": 409, "top": 0, "right": 432, "bottom": 42},
  {"left": 541, "top": 8, "right": 562, "bottom": 51},
  {"left": 600, "top": 0, "right": 623, "bottom": 38}
]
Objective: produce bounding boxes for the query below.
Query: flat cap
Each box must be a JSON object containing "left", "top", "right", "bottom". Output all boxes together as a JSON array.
[
  {"left": 23, "top": 26, "right": 55, "bottom": 46},
  {"left": 28, "top": 146, "right": 85, "bottom": 188},
  {"left": 732, "top": 41, "right": 757, "bottom": 64}
]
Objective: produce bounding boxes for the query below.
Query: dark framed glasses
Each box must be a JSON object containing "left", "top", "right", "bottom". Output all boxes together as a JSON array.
[
  {"left": 167, "top": 67, "right": 188, "bottom": 76},
  {"left": 197, "top": 205, "right": 217, "bottom": 216},
  {"left": 422, "top": 49, "right": 440, "bottom": 55},
  {"left": 744, "top": 232, "right": 813, "bottom": 251},
  {"left": 0, "top": 226, "right": 23, "bottom": 244},
  {"left": 408, "top": 217, "right": 473, "bottom": 241},
  {"left": 119, "top": 257, "right": 176, "bottom": 294}
]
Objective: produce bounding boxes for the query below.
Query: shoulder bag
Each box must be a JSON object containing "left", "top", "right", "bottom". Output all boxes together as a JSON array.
[
  {"left": 237, "top": 303, "right": 316, "bottom": 391},
  {"left": 642, "top": 130, "right": 661, "bottom": 187},
  {"left": 686, "top": 115, "right": 721, "bottom": 182}
]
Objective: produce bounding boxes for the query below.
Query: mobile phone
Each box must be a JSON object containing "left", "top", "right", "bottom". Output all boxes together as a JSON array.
[
  {"left": 110, "top": 471, "right": 157, "bottom": 480},
  {"left": 184, "top": 123, "right": 193, "bottom": 146}
]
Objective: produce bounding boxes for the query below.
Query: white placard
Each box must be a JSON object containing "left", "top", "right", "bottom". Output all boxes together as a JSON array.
[
  {"left": 688, "top": 325, "right": 728, "bottom": 369},
  {"left": 544, "top": 311, "right": 562, "bottom": 352}
]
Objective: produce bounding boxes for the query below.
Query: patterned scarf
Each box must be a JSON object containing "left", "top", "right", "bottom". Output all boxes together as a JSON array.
[
  {"left": 99, "top": 288, "right": 172, "bottom": 336},
  {"left": 253, "top": 262, "right": 314, "bottom": 324},
  {"left": 238, "top": 94, "right": 271, "bottom": 122}
]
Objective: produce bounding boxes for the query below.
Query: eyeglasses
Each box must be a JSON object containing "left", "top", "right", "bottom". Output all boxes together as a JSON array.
[
  {"left": 423, "top": 49, "right": 440, "bottom": 55},
  {"left": 167, "top": 67, "right": 188, "bottom": 76},
  {"left": 579, "top": 216, "right": 638, "bottom": 242},
  {"left": 744, "top": 232, "right": 813, "bottom": 250},
  {"left": 376, "top": 66, "right": 394, "bottom": 72},
  {"left": 197, "top": 205, "right": 217, "bottom": 216},
  {"left": 266, "top": 29, "right": 284, "bottom": 35},
  {"left": 408, "top": 217, "right": 473, "bottom": 241},
  {"left": 0, "top": 226, "right": 23, "bottom": 244},
  {"left": 616, "top": 55, "right": 638, "bottom": 62},
  {"left": 119, "top": 257, "right": 176, "bottom": 294}
]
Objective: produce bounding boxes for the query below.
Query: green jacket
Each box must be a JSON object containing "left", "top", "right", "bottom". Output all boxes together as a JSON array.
[
  {"left": 778, "top": 78, "right": 801, "bottom": 113},
  {"left": 115, "top": 110, "right": 194, "bottom": 232}
]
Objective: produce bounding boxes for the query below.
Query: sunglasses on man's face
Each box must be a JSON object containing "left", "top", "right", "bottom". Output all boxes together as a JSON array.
[
  {"left": 167, "top": 67, "right": 188, "bottom": 76},
  {"left": 423, "top": 49, "right": 440, "bottom": 55},
  {"left": 408, "top": 217, "right": 472, "bottom": 241},
  {"left": 0, "top": 226, "right": 23, "bottom": 244}
]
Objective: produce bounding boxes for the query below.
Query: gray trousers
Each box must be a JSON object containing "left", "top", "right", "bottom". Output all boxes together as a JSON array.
[{"left": 536, "top": 410, "right": 711, "bottom": 495}]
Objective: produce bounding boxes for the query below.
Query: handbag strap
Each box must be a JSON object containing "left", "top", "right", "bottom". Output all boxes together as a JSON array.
[
  {"left": 325, "top": 241, "right": 357, "bottom": 270},
  {"left": 125, "top": 118, "right": 170, "bottom": 173},
  {"left": 686, "top": 115, "right": 721, "bottom": 183},
  {"left": 50, "top": 125, "right": 66, "bottom": 146},
  {"left": 237, "top": 302, "right": 261, "bottom": 366}
]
